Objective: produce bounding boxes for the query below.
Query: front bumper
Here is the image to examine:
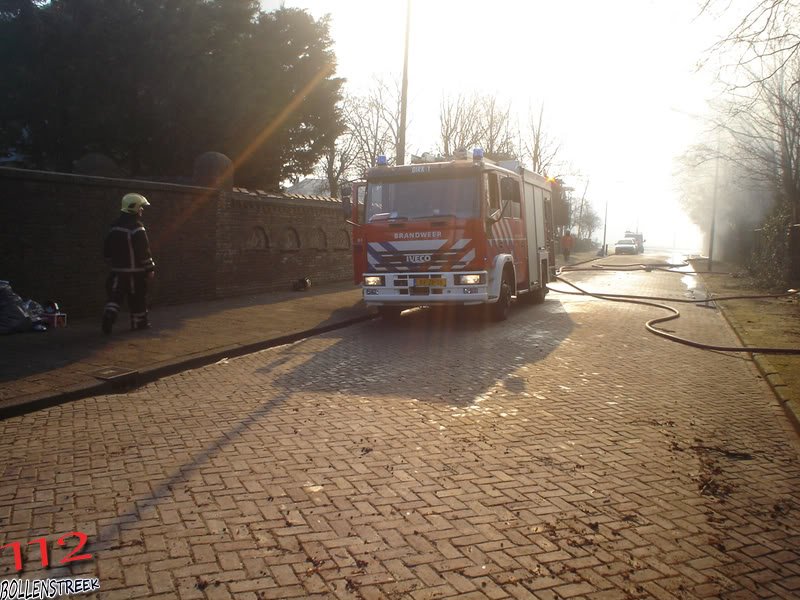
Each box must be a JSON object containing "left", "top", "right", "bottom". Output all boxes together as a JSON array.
[{"left": 362, "top": 271, "right": 489, "bottom": 305}]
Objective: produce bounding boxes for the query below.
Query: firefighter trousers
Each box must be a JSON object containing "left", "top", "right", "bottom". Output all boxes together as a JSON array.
[{"left": 104, "top": 272, "right": 149, "bottom": 329}]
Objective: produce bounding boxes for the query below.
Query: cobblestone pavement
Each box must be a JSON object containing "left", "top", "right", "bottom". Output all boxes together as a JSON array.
[{"left": 1, "top": 257, "right": 799, "bottom": 599}]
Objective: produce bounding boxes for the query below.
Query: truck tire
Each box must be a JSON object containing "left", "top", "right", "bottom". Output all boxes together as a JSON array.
[
  {"left": 519, "top": 287, "right": 546, "bottom": 305},
  {"left": 378, "top": 306, "right": 403, "bottom": 320},
  {"left": 491, "top": 275, "right": 512, "bottom": 321}
]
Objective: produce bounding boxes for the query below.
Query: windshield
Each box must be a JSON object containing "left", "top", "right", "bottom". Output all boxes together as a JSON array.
[
  {"left": 617, "top": 239, "right": 635, "bottom": 245},
  {"left": 366, "top": 176, "right": 479, "bottom": 222}
]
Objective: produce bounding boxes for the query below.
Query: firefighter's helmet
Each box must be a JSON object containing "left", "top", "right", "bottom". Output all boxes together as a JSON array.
[{"left": 121, "top": 193, "right": 150, "bottom": 214}]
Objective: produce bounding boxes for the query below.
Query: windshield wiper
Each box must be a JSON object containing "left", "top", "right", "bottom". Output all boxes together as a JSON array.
[
  {"left": 412, "top": 213, "right": 457, "bottom": 220},
  {"left": 369, "top": 213, "right": 408, "bottom": 222}
]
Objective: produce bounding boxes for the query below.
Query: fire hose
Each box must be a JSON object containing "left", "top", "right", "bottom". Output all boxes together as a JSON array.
[{"left": 547, "top": 261, "right": 800, "bottom": 355}]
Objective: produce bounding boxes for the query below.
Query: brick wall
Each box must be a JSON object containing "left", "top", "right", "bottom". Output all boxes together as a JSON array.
[
  {"left": 0, "top": 168, "right": 353, "bottom": 319},
  {"left": 217, "top": 190, "right": 352, "bottom": 297}
]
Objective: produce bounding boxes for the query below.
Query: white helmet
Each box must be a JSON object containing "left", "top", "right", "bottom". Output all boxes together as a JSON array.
[{"left": 121, "top": 193, "right": 150, "bottom": 214}]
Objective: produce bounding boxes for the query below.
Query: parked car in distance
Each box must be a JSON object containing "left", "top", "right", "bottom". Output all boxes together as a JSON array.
[
  {"left": 615, "top": 238, "right": 638, "bottom": 255},
  {"left": 624, "top": 231, "right": 645, "bottom": 253}
]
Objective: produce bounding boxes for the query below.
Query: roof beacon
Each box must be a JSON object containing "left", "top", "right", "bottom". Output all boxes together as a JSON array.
[
  {"left": 472, "top": 148, "right": 484, "bottom": 161},
  {"left": 376, "top": 154, "right": 388, "bottom": 166}
]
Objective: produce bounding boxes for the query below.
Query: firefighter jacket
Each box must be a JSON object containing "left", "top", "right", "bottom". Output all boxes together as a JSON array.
[{"left": 104, "top": 213, "right": 156, "bottom": 273}]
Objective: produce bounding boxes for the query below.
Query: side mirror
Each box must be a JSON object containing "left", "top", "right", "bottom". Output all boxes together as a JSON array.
[{"left": 500, "top": 177, "right": 520, "bottom": 203}]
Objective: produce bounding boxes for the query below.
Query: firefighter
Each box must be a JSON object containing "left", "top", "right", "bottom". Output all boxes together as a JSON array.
[
  {"left": 102, "top": 193, "right": 156, "bottom": 334},
  {"left": 560, "top": 229, "right": 575, "bottom": 263}
]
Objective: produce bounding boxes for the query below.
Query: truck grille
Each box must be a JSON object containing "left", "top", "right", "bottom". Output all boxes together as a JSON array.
[{"left": 367, "top": 240, "right": 476, "bottom": 272}]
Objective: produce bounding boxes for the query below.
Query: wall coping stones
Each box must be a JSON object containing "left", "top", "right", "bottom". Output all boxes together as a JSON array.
[
  {"left": 0, "top": 169, "right": 346, "bottom": 211},
  {"left": 0, "top": 166, "right": 213, "bottom": 194},
  {"left": 230, "top": 186, "right": 345, "bottom": 210}
]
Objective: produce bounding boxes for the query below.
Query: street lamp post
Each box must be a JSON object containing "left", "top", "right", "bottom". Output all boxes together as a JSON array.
[
  {"left": 575, "top": 179, "right": 589, "bottom": 239},
  {"left": 397, "top": 0, "right": 411, "bottom": 166},
  {"left": 708, "top": 144, "right": 720, "bottom": 272}
]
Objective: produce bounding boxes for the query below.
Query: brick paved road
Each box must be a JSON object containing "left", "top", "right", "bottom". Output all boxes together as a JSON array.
[{"left": 2, "top": 256, "right": 799, "bottom": 599}]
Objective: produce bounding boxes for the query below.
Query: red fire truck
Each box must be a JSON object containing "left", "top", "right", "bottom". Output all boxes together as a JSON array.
[{"left": 348, "top": 149, "right": 555, "bottom": 320}]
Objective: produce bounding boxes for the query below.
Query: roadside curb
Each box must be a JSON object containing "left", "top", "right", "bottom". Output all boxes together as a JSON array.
[
  {"left": 555, "top": 253, "right": 603, "bottom": 272},
  {"left": 0, "top": 311, "right": 377, "bottom": 421},
  {"left": 690, "top": 260, "right": 800, "bottom": 434},
  {"left": 711, "top": 298, "right": 800, "bottom": 435}
]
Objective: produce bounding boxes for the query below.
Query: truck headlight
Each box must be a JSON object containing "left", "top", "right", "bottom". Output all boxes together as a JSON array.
[
  {"left": 364, "top": 276, "right": 385, "bottom": 286},
  {"left": 456, "top": 274, "right": 484, "bottom": 285}
]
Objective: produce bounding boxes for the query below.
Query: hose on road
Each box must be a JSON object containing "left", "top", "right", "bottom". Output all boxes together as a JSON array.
[{"left": 547, "top": 260, "right": 800, "bottom": 355}]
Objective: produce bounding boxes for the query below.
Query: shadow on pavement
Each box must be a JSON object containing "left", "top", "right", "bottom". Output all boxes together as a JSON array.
[
  {"left": 0, "top": 325, "right": 115, "bottom": 384},
  {"left": 83, "top": 296, "right": 572, "bottom": 556},
  {"left": 267, "top": 298, "right": 575, "bottom": 408},
  {"left": 0, "top": 282, "right": 364, "bottom": 387}
]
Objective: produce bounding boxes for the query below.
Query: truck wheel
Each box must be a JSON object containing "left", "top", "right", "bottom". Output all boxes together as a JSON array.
[
  {"left": 530, "top": 287, "right": 546, "bottom": 304},
  {"left": 519, "top": 287, "right": 545, "bottom": 305},
  {"left": 378, "top": 306, "right": 403, "bottom": 320},
  {"left": 491, "top": 276, "right": 512, "bottom": 321}
]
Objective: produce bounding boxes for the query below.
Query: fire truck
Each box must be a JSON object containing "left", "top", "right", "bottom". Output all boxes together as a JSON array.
[
  {"left": 348, "top": 149, "right": 555, "bottom": 320},
  {"left": 624, "top": 230, "right": 645, "bottom": 254}
]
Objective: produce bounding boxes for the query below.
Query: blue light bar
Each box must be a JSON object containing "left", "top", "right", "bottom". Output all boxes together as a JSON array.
[
  {"left": 473, "top": 148, "right": 484, "bottom": 160},
  {"left": 376, "top": 155, "right": 388, "bottom": 166}
]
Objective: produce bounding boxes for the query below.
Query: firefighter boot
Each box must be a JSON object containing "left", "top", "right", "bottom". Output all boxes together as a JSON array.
[
  {"left": 101, "top": 308, "right": 117, "bottom": 335},
  {"left": 131, "top": 311, "right": 150, "bottom": 331}
]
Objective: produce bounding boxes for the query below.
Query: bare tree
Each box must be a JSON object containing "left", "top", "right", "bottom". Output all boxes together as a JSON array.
[
  {"left": 345, "top": 77, "right": 403, "bottom": 175},
  {"left": 379, "top": 78, "right": 405, "bottom": 165},
  {"left": 701, "top": 0, "right": 800, "bottom": 87},
  {"left": 717, "top": 57, "right": 800, "bottom": 223},
  {"left": 680, "top": 52, "right": 800, "bottom": 276},
  {"left": 479, "top": 96, "right": 515, "bottom": 160},
  {"left": 573, "top": 179, "right": 590, "bottom": 239},
  {"left": 311, "top": 79, "right": 403, "bottom": 194},
  {"left": 575, "top": 204, "right": 601, "bottom": 240},
  {"left": 436, "top": 93, "right": 516, "bottom": 160},
  {"left": 319, "top": 130, "right": 357, "bottom": 198},
  {"left": 438, "top": 94, "right": 484, "bottom": 156},
  {"left": 525, "top": 103, "right": 561, "bottom": 175}
]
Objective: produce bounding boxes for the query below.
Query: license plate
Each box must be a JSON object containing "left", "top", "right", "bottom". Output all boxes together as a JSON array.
[{"left": 414, "top": 278, "right": 445, "bottom": 287}]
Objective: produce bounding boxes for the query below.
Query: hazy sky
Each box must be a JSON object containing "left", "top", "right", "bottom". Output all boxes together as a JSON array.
[{"left": 261, "top": 0, "right": 739, "bottom": 251}]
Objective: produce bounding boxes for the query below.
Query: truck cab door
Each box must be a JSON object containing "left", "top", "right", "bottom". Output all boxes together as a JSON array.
[
  {"left": 350, "top": 182, "right": 367, "bottom": 284},
  {"left": 543, "top": 195, "right": 556, "bottom": 280}
]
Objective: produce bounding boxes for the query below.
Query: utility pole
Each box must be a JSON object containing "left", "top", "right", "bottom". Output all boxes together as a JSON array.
[
  {"left": 601, "top": 198, "right": 608, "bottom": 257},
  {"left": 575, "top": 179, "right": 589, "bottom": 238},
  {"left": 708, "top": 142, "right": 720, "bottom": 272},
  {"left": 397, "top": 0, "right": 411, "bottom": 166}
]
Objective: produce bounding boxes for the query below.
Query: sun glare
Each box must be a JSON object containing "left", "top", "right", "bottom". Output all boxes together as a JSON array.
[{"left": 261, "top": 0, "right": 717, "bottom": 251}]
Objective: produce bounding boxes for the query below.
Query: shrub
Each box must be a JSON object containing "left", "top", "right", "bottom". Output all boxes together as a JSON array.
[{"left": 748, "top": 201, "right": 791, "bottom": 289}]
